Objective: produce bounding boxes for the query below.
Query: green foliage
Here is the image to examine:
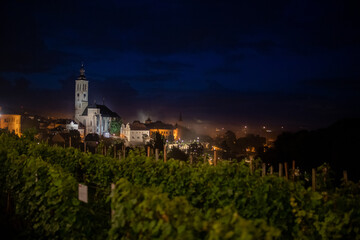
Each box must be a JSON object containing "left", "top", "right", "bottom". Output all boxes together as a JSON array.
[
  {"left": 1, "top": 132, "right": 360, "bottom": 239},
  {"left": 21, "top": 127, "right": 38, "bottom": 141},
  {"left": 109, "top": 118, "right": 122, "bottom": 135},
  {"left": 109, "top": 178, "right": 280, "bottom": 240}
]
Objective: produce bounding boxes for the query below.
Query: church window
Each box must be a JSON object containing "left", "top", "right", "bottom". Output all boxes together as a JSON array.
[
  {"left": 84, "top": 94, "right": 86, "bottom": 98},
  {"left": 77, "top": 93, "right": 79, "bottom": 97}
]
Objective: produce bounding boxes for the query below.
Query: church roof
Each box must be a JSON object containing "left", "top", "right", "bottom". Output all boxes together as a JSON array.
[
  {"left": 145, "top": 121, "right": 175, "bottom": 130},
  {"left": 81, "top": 104, "right": 120, "bottom": 118},
  {"left": 130, "top": 121, "right": 148, "bottom": 130}
]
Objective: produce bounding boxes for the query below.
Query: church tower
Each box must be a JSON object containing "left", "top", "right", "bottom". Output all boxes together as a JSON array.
[{"left": 74, "top": 63, "right": 89, "bottom": 123}]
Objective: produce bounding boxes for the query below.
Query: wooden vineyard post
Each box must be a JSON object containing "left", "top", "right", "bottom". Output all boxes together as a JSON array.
[
  {"left": 279, "top": 163, "right": 283, "bottom": 177},
  {"left": 213, "top": 150, "right": 217, "bottom": 166},
  {"left": 122, "top": 145, "right": 126, "bottom": 159},
  {"left": 250, "top": 158, "right": 253, "bottom": 174},
  {"left": 343, "top": 170, "right": 348, "bottom": 183},
  {"left": 270, "top": 166, "right": 273, "bottom": 175},
  {"left": 114, "top": 146, "right": 116, "bottom": 158},
  {"left": 69, "top": 137, "right": 71, "bottom": 148},
  {"left": 323, "top": 167, "right": 327, "bottom": 186},
  {"left": 155, "top": 149, "right": 159, "bottom": 161},
  {"left": 284, "top": 162, "right": 288, "bottom": 180},
  {"left": 190, "top": 154, "right": 193, "bottom": 165},
  {"left": 147, "top": 146, "right": 150, "bottom": 157},
  {"left": 312, "top": 168, "right": 316, "bottom": 191},
  {"left": 118, "top": 150, "right": 121, "bottom": 161},
  {"left": 292, "top": 160, "right": 295, "bottom": 181},
  {"left": 111, "top": 183, "right": 115, "bottom": 219},
  {"left": 262, "top": 163, "right": 266, "bottom": 177},
  {"left": 163, "top": 144, "right": 167, "bottom": 162},
  {"left": 84, "top": 142, "right": 87, "bottom": 153},
  {"left": 104, "top": 146, "right": 107, "bottom": 156}
]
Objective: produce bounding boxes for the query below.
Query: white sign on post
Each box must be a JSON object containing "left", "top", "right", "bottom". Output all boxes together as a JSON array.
[{"left": 78, "top": 183, "right": 88, "bottom": 203}]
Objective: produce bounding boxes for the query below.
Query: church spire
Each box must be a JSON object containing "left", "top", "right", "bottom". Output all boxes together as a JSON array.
[
  {"left": 77, "top": 62, "right": 87, "bottom": 80},
  {"left": 80, "top": 63, "right": 85, "bottom": 76}
]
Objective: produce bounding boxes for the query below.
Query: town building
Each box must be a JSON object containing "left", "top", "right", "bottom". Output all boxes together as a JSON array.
[
  {"left": 0, "top": 113, "right": 21, "bottom": 137},
  {"left": 145, "top": 120, "right": 178, "bottom": 140},
  {"left": 121, "top": 121, "right": 150, "bottom": 144},
  {"left": 74, "top": 64, "right": 120, "bottom": 137},
  {"left": 121, "top": 118, "right": 178, "bottom": 144}
]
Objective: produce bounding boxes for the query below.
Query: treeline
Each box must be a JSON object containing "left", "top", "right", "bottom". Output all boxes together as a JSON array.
[
  {"left": 260, "top": 118, "right": 360, "bottom": 181},
  {"left": 1, "top": 130, "right": 360, "bottom": 239}
]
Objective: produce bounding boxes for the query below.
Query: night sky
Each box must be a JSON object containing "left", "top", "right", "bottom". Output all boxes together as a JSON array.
[{"left": 1, "top": 0, "right": 359, "bottom": 134}]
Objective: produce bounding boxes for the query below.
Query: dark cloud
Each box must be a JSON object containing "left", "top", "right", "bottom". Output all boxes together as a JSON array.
[
  {"left": 301, "top": 77, "right": 360, "bottom": 93},
  {"left": 143, "top": 59, "right": 192, "bottom": 72},
  {"left": 206, "top": 66, "right": 242, "bottom": 76},
  {"left": 0, "top": 2, "right": 70, "bottom": 73},
  {"left": 1, "top": 0, "right": 360, "bottom": 130},
  {"left": 110, "top": 73, "right": 179, "bottom": 83}
]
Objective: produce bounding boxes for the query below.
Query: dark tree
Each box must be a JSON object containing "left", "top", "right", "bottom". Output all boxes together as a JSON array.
[
  {"left": 188, "top": 142, "right": 204, "bottom": 161},
  {"left": 168, "top": 147, "right": 188, "bottom": 161},
  {"left": 261, "top": 119, "right": 360, "bottom": 181},
  {"left": 153, "top": 132, "right": 165, "bottom": 150}
]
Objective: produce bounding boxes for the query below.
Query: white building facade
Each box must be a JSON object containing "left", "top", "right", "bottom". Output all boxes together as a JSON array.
[{"left": 121, "top": 121, "right": 150, "bottom": 144}]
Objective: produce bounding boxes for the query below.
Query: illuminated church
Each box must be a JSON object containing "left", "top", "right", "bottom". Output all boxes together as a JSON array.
[{"left": 74, "top": 64, "right": 120, "bottom": 136}]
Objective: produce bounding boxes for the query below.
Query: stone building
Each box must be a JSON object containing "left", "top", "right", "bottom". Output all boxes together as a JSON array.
[
  {"left": 0, "top": 113, "right": 21, "bottom": 136},
  {"left": 121, "top": 121, "right": 150, "bottom": 144},
  {"left": 74, "top": 64, "right": 120, "bottom": 136},
  {"left": 121, "top": 118, "right": 178, "bottom": 144}
]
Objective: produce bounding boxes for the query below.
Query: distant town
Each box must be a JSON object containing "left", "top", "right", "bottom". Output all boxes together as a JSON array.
[{"left": 0, "top": 65, "right": 286, "bottom": 162}]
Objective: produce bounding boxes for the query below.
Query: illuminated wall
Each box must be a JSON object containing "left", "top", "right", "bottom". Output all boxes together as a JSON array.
[
  {"left": 149, "top": 128, "right": 176, "bottom": 139},
  {"left": 0, "top": 114, "right": 21, "bottom": 136}
]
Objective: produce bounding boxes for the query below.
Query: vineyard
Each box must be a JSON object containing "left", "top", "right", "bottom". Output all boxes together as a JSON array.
[{"left": 1, "top": 131, "right": 360, "bottom": 239}]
